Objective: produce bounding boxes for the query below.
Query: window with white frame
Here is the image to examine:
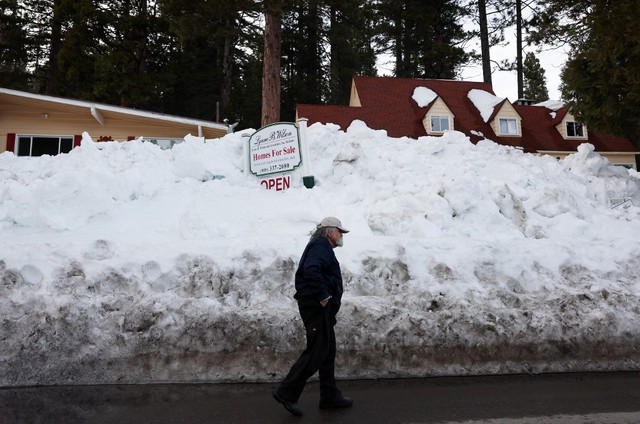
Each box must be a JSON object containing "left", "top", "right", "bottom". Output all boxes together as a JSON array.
[
  {"left": 566, "top": 121, "right": 584, "bottom": 137},
  {"left": 499, "top": 118, "right": 518, "bottom": 135},
  {"left": 430, "top": 115, "right": 450, "bottom": 133},
  {"left": 17, "top": 135, "right": 73, "bottom": 157}
]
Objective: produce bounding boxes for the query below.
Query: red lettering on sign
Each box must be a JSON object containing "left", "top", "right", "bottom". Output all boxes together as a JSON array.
[{"left": 260, "top": 175, "right": 291, "bottom": 191}]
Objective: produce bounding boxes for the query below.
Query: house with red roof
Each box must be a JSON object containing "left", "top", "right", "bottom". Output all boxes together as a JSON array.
[{"left": 296, "top": 76, "right": 638, "bottom": 169}]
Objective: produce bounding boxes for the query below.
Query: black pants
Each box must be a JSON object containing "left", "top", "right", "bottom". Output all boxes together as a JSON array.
[{"left": 276, "top": 298, "right": 341, "bottom": 402}]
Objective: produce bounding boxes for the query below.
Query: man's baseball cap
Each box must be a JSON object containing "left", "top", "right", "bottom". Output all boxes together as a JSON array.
[{"left": 319, "top": 217, "right": 349, "bottom": 233}]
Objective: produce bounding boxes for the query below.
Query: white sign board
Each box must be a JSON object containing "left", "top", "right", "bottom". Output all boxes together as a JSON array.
[{"left": 248, "top": 122, "right": 302, "bottom": 177}]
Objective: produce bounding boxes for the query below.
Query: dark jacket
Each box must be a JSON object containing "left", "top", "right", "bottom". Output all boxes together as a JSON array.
[{"left": 294, "top": 237, "right": 344, "bottom": 312}]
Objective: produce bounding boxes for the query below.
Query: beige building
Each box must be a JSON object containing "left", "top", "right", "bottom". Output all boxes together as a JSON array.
[{"left": 0, "top": 87, "right": 229, "bottom": 156}]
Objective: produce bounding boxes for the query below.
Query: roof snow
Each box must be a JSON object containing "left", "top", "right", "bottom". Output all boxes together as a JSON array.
[
  {"left": 412, "top": 86, "right": 438, "bottom": 107},
  {"left": 468, "top": 89, "right": 504, "bottom": 123},
  {"left": 535, "top": 100, "right": 564, "bottom": 111}
]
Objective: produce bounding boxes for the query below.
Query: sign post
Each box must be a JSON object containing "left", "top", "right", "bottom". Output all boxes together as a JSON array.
[{"left": 297, "top": 118, "right": 315, "bottom": 188}]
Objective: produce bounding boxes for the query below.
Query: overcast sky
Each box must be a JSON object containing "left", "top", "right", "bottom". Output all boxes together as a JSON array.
[
  {"left": 459, "top": 31, "right": 569, "bottom": 102},
  {"left": 376, "top": 17, "right": 568, "bottom": 103}
]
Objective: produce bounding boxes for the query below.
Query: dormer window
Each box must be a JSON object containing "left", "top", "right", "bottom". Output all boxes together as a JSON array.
[
  {"left": 566, "top": 121, "right": 584, "bottom": 137},
  {"left": 499, "top": 118, "right": 518, "bottom": 135},
  {"left": 430, "top": 115, "right": 450, "bottom": 133},
  {"left": 419, "top": 95, "right": 455, "bottom": 136},
  {"left": 468, "top": 90, "right": 522, "bottom": 137}
]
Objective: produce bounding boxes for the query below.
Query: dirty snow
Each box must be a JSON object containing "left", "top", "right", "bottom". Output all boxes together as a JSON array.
[{"left": 1, "top": 122, "right": 640, "bottom": 386}]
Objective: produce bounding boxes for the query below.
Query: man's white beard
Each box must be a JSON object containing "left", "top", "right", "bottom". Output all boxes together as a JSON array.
[{"left": 335, "top": 237, "right": 343, "bottom": 247}]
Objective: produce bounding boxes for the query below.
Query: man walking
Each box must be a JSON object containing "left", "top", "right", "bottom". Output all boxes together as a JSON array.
[{"left": 272, "top": 217, "right": 353, "bottom": 416}]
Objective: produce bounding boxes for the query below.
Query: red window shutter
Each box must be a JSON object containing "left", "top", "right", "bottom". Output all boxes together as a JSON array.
[
  {"left": 73, "top": 135, "right": 82, "bottom": 148},
  {"left": 6, "top": 133, "right": 16, "bottom": 153}
]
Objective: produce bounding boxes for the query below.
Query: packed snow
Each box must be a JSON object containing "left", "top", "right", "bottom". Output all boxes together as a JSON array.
[
  {"left": 468, "top": 89, "right": 505, "bottom": 122},
  {"left": 2, "top": 122, "right": 640, "bottom": 386},
  {"left": 412, "top": 86, "right": 438, "bottom": 107}
]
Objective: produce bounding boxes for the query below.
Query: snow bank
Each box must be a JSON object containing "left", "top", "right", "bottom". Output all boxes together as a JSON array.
[{"left": 2, "top": 123, "right": 640, "bottom": 386}]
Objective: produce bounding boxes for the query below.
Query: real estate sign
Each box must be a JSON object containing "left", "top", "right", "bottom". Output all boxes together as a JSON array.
[{"left": 248, "top": 122, "right": 301, "bottom": 177}]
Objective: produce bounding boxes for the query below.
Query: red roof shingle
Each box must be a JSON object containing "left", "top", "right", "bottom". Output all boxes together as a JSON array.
[{"left": 295, "top": 75, "right": 637, "bottom": 154}]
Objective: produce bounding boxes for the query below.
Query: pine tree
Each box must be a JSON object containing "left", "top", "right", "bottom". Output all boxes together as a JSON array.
[
  {"left": 0, "top": 0, "right": 31, "bottom": 89},
  {"left": 327, "top": 0, "right": 376, "bottom": 104},
  {"left": 523, "top": 52, "right": 548, "bottom": 102},
  {"left": 158, "top": 0, "right": 259, "bottom": 121},
  {"left": 559, "top": 0, "right": 640, "bottom": 147},
  {"left": 280, "top": 0, "right": 328, "bottom": 122},
  {"left": 54, "top": 0, "right": 102, "bottom": 99},
  {"left": 376, "top": 0, "right": 472, "bottom": 79}
]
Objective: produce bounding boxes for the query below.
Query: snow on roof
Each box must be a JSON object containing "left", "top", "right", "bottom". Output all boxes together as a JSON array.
[
  {"left": 412, "top": 86, "right": 438, "bottom": 107},
  {"left": 467, "top": 89, "right": 504, "bottom": 123},
  {"left": 534, "top": 100, "right": 565, "bottom": 111}
]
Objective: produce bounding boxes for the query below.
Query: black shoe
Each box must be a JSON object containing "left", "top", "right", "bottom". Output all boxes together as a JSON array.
[
  {"left": 319, "top": 396, "right": 353, "bottom": 409},
  {"left": 272, "top": 389, "right": 304, "bottom": 416}
]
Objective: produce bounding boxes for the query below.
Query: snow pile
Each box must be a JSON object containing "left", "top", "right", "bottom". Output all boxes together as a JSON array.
[{"left": 2, "top": 122, "right": 640, "bottom": 386}]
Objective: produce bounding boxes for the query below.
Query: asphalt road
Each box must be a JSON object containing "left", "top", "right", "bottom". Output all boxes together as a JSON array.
[{"left": 1, "top": 372, "right": 639, "bottom": 423}]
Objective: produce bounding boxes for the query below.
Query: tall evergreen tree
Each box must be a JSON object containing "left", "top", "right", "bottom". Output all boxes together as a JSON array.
[
  {"left": 159, "top": 0, "right": 259, "bottom": 121},
  {"left": 280, "top": 0, "right": 327, "bottom": 121},
  {"left": 527, "top": 0, "right": 591, "bottom": 48},
  {"left": 0, "top": 0, "right": 31, "bottom": 89},
  {"left": 559, "top": 0, "right": 640, "bottom": 147},
  {"left": 55, "top": 0, "right": 103, "bottom": 99},
  {"left": 91, "top": 0, "right": 163, "bottom": 107},
  {"left": 327, "top": 0, "right": 376, "bottom": 104},
  {"left": 522, "top": 51, "right": 548, "bottom": 102},
  {"left": 46, "top": 0, "right": 62, "bottom": 95},
  {"left": 376, "top": 0, "right": 472, "bottom": 79}
]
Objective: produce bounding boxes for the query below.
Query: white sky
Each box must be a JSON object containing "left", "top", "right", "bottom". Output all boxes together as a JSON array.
[
  {"left": 376, "top": 22, "right": 569, "bottom": 102},
  {"left": 459, "top": 28, "right": 569, "bottom": 101}
]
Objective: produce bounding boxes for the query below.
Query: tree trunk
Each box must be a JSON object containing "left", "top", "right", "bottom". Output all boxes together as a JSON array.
[
  {"left": 393, "top": 5, "right": 403, "bottom": 76},
  {"left": 479, "top": 0, "right": 491, "bottom": 85},
  {"left": 262, "top": 0, "right": 282, "bottom": 126},
  {"left": 516, "top": 0, "right": 523, "bottom": 99},
  {"left": 221, "top": 17, "right": 233, "bottom": 119},
  {"left": 329, "top": 4, "right": 339, "bottom": 102},
  {"left": 46, "top": 0, "right": 62, "bottom": 95}
]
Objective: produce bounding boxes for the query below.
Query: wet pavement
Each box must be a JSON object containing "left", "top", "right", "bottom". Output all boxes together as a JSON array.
[{"left": 1, "top": 372, "right": 639, "bottom": 423}]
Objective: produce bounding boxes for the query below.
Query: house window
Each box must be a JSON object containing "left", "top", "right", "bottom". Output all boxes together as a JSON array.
[
  {"left": 16, "top": 135, "right": 73, "bottom": 157},
  {"left": 430, "top": 116, "right": 450, "bottom": 133},
  {"left": 566, "top": 121, "right": 584, "bottom": 137},
  {"left": 499, "top": 118, "right": 518, "bottom": 135}
]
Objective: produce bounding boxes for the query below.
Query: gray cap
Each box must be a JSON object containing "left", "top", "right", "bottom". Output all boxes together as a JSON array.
[{"left": 318, "top": 217, "right": 349, "bottom": 233}]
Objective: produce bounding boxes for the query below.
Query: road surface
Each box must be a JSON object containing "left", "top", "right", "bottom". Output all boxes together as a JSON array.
[{"left": 1, "top": 372, "right": 639, "bottom": 423}]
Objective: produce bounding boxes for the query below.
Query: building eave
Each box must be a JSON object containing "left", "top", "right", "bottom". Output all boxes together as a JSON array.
[{"left": 0, "top": 87, "right": 228, "bottom": 131}]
